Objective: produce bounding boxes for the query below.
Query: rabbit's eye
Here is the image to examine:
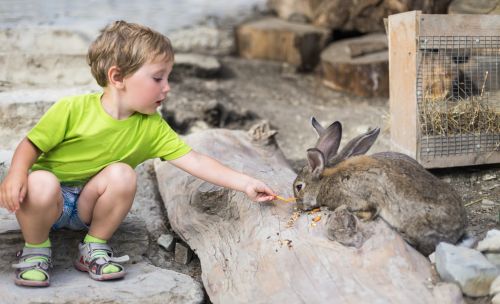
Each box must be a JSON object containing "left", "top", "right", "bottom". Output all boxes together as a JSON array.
[{"left": 295, "top": 182, "right": 304, "bottom": 192}]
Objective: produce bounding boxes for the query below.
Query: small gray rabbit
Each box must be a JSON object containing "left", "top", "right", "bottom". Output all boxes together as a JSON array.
[{"left": 293, "top": 118, "right": 467, "bottom": 255}]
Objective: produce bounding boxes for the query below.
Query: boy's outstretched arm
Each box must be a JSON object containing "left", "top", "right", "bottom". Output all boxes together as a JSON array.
[
  {"left": 169, "top": 150, "right": 276, "bottom": 202},
  {"left": 0, "top": 137, "right": 41, "bottom": 212}
]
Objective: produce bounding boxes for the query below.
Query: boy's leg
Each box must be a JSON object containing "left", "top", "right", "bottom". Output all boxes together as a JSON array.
[
  {"left": 16, "top": 170, "right": 63, "bottom": 244},
  {"left": 74, "top": 163, "right": 136, "bottom": 280},
  {"left": 14, "top": 170, "right": 62, "bottom": 285},
  {"left": 77, "top": 162, "right": 137, "bottom": 239}
]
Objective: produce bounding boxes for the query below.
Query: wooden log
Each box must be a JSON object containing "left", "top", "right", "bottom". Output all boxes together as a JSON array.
[
  {"left": 236, "top": 17, "right": 330, "bottom": 71},
  {"left": 154, "top": 123, "right": 463, "bottom": 303},
  {"left": 321, "top": 33, "right": 389, "bottom": 97},
  {"left": 448, "top": 0, "right": 500, "bottom": 14}
]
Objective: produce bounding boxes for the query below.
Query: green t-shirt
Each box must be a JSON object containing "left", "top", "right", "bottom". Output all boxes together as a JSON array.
[{"left": 28, "top": 92, "right": 191, "bottom": 185}]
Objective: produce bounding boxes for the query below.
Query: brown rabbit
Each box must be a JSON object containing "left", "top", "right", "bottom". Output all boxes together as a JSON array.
[{"left": 293, "top": 118, "right": 467, "bottom": 255}]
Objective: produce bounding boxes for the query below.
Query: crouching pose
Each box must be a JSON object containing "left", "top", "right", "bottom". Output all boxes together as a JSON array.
[{"left": 0, "top": 20, "right": 275, "bottom": 287}]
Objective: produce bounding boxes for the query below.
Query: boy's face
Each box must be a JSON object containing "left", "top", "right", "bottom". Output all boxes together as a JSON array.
[{"left": 122, "top": 58, "right": 173, "bottom": 115}]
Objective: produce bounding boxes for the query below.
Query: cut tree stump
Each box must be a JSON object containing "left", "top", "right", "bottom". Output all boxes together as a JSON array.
[
  {"left": 154, "top": 123, "right": 463, "bottom": 303},
  {"left": 236, "top": 17, "right": 329, "bottom": 71},
  {"left": 448, "top": 0, "right": 500, "bottom": 14},
  {"left": 321, "top": 33, "right": 389, "bottom": 97}
]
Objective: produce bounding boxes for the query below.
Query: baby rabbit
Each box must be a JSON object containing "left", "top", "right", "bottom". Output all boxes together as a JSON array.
[{"left": 293, "top": 118, "right": 467, "bottom": 255}]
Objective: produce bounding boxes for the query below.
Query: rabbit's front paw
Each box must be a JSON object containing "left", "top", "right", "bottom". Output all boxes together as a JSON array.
[{"left": 326, "top": 205, "right": 365, "bottom": 248}]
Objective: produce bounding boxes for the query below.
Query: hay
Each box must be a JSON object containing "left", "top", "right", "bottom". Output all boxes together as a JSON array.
[{"left": 419, "top": 96, "right": 500, "bottom": 136}]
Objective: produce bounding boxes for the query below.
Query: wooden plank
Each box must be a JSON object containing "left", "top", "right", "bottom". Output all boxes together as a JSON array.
[
  {"left": 419, "top": 13, "right": 500, "bottom": 37},
  {"left": 420, "top": 152, "right": 500, "bottom": 168},
  {"left": 388, "top": 11, "right": 419, "bottom": 158}
]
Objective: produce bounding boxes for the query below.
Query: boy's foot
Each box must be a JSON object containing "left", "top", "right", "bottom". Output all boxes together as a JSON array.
[
  {"left": 12, "top": 247, "right": 52, "bottom": 287},
  {"left": 74, "top": 242, "right": 129, "bottom": 281}
]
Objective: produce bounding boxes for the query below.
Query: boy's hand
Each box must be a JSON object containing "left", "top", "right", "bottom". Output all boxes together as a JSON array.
[
  {"left": 0, "top": 171, "right": 27, "bottom": 212},
  {"left": 244, "top": 179, "right": 276, "bottom": 202}
]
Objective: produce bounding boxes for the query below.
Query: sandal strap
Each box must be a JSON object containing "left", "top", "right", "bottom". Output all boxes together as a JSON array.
[
  {"left": 12, "top": 247, "right": 52, "bottom": 269},
  {"left": 81, "top": 242, "right": 129, "bottom": 264},
  {"left": 17, "top": 247, "right": 52, "bottom": 257},
  {"left": 13, "top": 260, "right": 51, "bottom": 270}
]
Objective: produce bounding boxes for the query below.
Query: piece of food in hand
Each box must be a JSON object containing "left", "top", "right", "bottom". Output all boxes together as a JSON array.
[
  {"left": 274, "top": 195, "right": 296, "bottom": 203},
  {"left": 312, "top": 216, "right": 321, "bottom": 222}
]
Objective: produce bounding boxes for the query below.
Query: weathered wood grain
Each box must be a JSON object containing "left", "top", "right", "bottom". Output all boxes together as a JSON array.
[{"left": 155, "top": 126, "right": 463, "bottom": 304}]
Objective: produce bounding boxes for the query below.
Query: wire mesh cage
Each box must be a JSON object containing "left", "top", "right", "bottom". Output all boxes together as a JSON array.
[{"left": 388, "top": 11, "right": 500, "bottom": 168}]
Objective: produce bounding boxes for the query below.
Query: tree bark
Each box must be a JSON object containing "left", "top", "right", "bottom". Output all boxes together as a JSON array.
[{"left": 155, "top": 124, "right": 463, "bottom": 303}]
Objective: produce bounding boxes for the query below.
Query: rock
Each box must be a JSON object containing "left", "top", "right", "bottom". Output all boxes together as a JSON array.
[
  {"left": 130, "top": 160, "right": 168, "bottom": 239},
  {"left": 175, "top": 242, "right": 193, "bottom": 264},
  {"left": 429, "top": 252, "right": 436, "bottom": 264},
  {"left": 0, "top": 53, "right": 94, "bottom": 87},
  {"left": 432, "top": 283, "right": 466, "bottom": 304},
  {"left": 158, "top": 234, "right": 175, "bottom": 252},
  {"left": 0, "top": 87, "right": 98, "bottom": 150},
  {"left": 477, "top": 229, "right": 500, "bottom": 252},
  {"left": 486, "top": 253, "right": 500, "bottom": 267},
  {"left": 435, "top": 242, "right": 499, "bottom": 297},
  {"left": 321, "top": 33, "right": 388, "bottom": 97},
  {"left": 172, "top": 53, "right": 222, "bottom": 79},
  {"left": 0, "top": 262, "right": 205, "bottom": 304},
  {"left": 236, "top": 17, "right": 329, "bottom": 71},
  {"left": 491, "top": 275, "right": 500, "bottom": 295},
  {"left": 0, "top": 211, "right": 149, "bottom": 272},
  {"left": 482, "top": 174, "right": 497, "bottom": 181},
  {"left": 161, "top": 96, "right": 258, "bottom": 134},
  {"left": 169, "top": 26, "right": 235, "bottom": 56},
  {"left": 0, "top": 27, "right": 91, "bottom": 54}
]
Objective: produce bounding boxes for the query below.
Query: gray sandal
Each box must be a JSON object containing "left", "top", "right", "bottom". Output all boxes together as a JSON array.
[
  {"left": 74, "top": 242, "right": 129, "bottom": 281},
  {"left": 12, "top": 247, "right": 52, "bottom": 287}
]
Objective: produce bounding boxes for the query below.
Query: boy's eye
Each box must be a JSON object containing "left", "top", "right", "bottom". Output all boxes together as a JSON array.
[{"left": 153, "top": 77, "right": 162, "bottom": 82}]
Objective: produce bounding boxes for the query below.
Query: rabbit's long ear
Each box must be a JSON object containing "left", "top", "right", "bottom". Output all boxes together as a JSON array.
[
  {"left": 307, "top": 148, "right": 325, "bottom": 180},
  {"left": 337, "top": 127, "right": 380, "bottom": 160},
  {"left": 314, "top": 121, "right": 342, "bottom": 160},
  {"left": 311, "top": 117, "right": 325, "bottom": 137}
]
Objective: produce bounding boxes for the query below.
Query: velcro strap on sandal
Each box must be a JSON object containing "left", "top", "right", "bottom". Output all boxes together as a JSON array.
[
  {"left": 85, "top": 243, "right": 129, "bottom": 263},
  {"left": 12, "top": 247, "right": 52, "bottom": 269},
  {"left": 17, "top": 247, "right": 52, "bottom": 257},
  {"left": 12, "top": 260, "right": 50, "bottom": 270}
]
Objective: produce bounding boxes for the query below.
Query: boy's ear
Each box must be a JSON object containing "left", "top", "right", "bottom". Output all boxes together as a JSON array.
[{"left": 107, "top": 66, "right": 125, "bottom": 89}]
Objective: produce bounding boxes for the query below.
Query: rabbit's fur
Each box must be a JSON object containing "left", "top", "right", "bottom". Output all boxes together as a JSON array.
[{"left": 293, "top": 118, "right": 467, "bottom": 255}]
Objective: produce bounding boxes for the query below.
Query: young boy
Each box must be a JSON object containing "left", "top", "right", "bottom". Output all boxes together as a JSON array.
[{"left": 0, "top": 20, "right": 276, "bottom": 287}]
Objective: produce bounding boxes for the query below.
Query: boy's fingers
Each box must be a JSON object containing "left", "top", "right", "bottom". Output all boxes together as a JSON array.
[{"left": 19, "top": 184, "right": 27, "bottom": 203}]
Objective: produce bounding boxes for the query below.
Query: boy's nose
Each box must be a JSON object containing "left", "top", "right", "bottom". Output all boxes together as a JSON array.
[{"left": 162, "top": 82, "right": 170, "bottom": 93}]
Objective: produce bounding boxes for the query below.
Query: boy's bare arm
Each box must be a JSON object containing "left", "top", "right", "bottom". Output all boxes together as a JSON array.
[
  {"left": 169, "top": 150, "right": 276, "bottom": 202},
  {"left": 0, "top": 137, "right": 41, "bottom": 212}
]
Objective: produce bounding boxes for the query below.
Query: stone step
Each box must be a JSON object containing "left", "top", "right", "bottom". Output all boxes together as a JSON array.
[
  {"left": 0, "top": 86, "right": 98, "bottom": 150},
  {"left": 0, "top": 27, "right": 91, "bottom": 54},
  {"left": 0, "top": 53, "right": 95, "bottom": 87},
  {"left": 236, "top": 17, "right": 330, "bottom": 71},
  {"left": 0, "top": 262, "right": 204, "bottom": 304},
  {"left": 0, "top": 210, "right": 149, "bottom": 272}
]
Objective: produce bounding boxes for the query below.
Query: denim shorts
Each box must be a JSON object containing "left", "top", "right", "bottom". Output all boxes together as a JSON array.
[{"left": 52, "top": 185, "right": 89, "bottom": 231}]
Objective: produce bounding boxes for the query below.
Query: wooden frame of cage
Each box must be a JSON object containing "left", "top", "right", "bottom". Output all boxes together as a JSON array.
[{"left": 388, "top": 10, "right": 500, "bottom": 168}]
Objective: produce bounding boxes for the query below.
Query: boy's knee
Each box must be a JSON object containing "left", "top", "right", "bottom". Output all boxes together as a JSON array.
[
  {"left": 27, "top": 171, "right": 61, "bottom": 207},
  {"left": 105, "top": 163, "right": 137, "bottom": 190}
]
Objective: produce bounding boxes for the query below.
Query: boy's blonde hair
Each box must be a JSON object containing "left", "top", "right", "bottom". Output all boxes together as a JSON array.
[{"left": 87, "top": 20, "right": 174, "bottom": 87}]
